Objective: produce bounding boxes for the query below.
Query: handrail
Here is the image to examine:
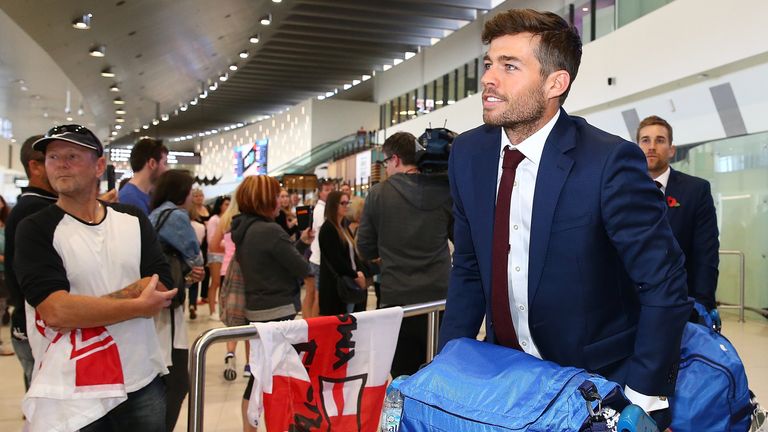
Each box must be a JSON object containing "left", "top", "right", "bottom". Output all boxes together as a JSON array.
[
  {"left": 188, "top": 299, "right": 446, "bottom": 432},
  {"left": 716, "top": 250, "right": 746, "bottom": 322}
]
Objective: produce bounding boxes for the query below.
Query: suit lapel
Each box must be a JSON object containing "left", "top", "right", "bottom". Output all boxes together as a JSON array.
[
  {"left": 471, "top": 127, "right": 502, "bottom": 292},
  {"left": 528, "top": 111, "right": 575, "bottom": 303}
]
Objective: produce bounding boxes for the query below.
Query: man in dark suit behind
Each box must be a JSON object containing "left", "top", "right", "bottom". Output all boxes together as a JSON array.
[
  {"left": 637, "top": 115, "right": 720, "bottom": 311},
  {"left": 437, "top": 9, "right": 692, "bottom": 426}
]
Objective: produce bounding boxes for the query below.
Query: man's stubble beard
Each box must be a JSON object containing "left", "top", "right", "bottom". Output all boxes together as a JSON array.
[{"left": 483, "top": 83, "right": 547, "bottom": 141}]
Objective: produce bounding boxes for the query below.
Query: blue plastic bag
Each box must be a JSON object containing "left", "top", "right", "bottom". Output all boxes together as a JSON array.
[{"left": 398, "top": 338, "right": 627, "bottom": 431}]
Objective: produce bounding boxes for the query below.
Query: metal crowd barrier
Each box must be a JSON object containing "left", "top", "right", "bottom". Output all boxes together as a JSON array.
[
  {"left": 187, "top": 299, "right": 446, "bottom": 432},
  {"left": 716, "top": 249, "right": 765, "bottom": 322}
]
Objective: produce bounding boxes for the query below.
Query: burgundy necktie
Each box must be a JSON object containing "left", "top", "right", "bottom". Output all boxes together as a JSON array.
[{"left": 492, "top": 147, "right": 526, "bottom": 350}]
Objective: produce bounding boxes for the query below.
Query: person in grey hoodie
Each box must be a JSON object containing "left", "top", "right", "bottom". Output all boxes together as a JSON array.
[{"left": 357, "top": 131, "right": 453, "bottom": 377}]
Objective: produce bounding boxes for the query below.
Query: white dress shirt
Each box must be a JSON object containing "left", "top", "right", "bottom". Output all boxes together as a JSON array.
[
  {"left": 495, "top": 110, "right": 560, "bottom": 359},
  {"left": 653, "top": 166, "right": 671, "bottom": 194},
  {"left": 495, "top": 111, "right": 667, "bottom": 413}
]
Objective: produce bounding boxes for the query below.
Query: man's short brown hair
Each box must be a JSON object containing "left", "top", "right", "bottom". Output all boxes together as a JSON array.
[
  {"left": 20, "top": 135, "right": 44, "bottom": 178},
  {"left": 482, "top": 9, "right": 582, "bottom": 104},
  {"left": 129, "top": 138, "right": 168, "bottom": 172},
  {"left": 382, "top": 132, "right": 419, "bottom": 166},
  {"left": 636, "top": 115, "right": 673, "bottom": 143}
]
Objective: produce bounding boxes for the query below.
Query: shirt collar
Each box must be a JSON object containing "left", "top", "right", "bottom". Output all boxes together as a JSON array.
[
  {"left": 653, "top": 166, "right": 671, "bottom": 189},
  {"left": 499, "top": 109, "right": 561, "bottom": 166}
]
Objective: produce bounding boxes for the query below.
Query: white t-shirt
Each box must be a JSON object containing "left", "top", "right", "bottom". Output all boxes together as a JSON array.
[
  {"left": 309, "top": 200, "right": 326, "bottom": 265},
  {"left": 15, "top": 203, "right": 170, "bottom": 392}
]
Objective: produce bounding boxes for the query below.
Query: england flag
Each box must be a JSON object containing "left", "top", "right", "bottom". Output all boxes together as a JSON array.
[{"left": 247, "top": 307, "right": 403, "bottom": 431}]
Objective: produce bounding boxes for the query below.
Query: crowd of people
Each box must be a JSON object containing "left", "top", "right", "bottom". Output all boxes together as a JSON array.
[{"left": 0, "top": 8, "right": 727, "bottom": 432}]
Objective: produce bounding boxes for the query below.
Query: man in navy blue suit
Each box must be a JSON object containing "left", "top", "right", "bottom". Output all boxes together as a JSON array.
[
  {"left": 437, "top": 9, "right": 692, "bottom": 425},
  {"left": 637, "top": 115, "right": 719, "bottom": 312}
]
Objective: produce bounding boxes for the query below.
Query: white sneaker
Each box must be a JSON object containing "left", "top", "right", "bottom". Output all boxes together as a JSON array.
[
  {"left": 209, "top": 312, "right": 221, "bottom": 321},
  {"left": 223, "top": 352, "right": 237, "bottom": 381}
]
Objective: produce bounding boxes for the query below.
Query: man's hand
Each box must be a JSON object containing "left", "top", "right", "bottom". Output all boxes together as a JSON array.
[
  {"left": 98, "top": 188, "right": 118, "bottom": 203},
  {"left": 135, "top": 275, "right": 177, "bottom": 317},
  {"left": 186, "top": 266, "right": 205, "bottom": 284}
]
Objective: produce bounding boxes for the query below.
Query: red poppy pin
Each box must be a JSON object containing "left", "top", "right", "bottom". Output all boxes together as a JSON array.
[{"left": 667, "top": 196, "right": 681, "bottom": 208}]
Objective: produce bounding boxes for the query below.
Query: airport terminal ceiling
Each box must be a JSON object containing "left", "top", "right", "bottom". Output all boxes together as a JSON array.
[{"left": 0, "top": 0, "right": 494, "bottom": 150}]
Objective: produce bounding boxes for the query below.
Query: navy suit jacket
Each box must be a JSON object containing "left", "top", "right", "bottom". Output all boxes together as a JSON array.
[
  {"left": 439, "top": 110, "right": 693, "bottom": 396},
  {"left": 664, "top": 169, "right": 719, "bottom": 310}
]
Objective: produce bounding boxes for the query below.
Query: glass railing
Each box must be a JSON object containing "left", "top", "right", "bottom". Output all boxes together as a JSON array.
[{"left": 671, "top": 131, "right": 768, "bottom": 317}]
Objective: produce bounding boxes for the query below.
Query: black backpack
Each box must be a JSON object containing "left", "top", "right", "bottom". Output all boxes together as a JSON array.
[{"left": 153, "top": 208, "right": 191, "bottom": 309}]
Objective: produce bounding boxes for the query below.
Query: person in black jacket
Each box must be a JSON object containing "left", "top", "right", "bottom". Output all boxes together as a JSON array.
[{"left": 318, "top": 191, "right": 367, "bottom": 315}]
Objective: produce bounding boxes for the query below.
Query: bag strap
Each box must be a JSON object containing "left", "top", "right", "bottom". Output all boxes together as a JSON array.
[{"left": 153, "top": 207, "right": 177, "bottom": 233}]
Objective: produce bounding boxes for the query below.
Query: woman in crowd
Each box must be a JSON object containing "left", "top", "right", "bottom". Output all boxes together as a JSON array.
[
  {"left": 205, "top": 195, "right": 231, "bottom": 320},
  {"left": 148, "top": 170, "right": 204, "bottom": 432},
  {"left": 318, "top": 191, "right": 368, "bottom": 315},
  {"left": 191, "top": 188, "right": 210, "bottom": 221},
  {"left": 231, "top": 175, "right": 313, "bottom": 432},
  {"left": 275, "top": 188, "right": 298, "bottom": 239},
  {"left": 211, "top": 195, "right": 251, "bottom": 378},
  {"left": 188, "top": 203, "right": 207, "bottom": 320}
]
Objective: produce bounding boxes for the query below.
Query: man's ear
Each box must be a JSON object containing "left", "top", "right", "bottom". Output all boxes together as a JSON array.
[
  {"left": 669, "top": 144, "right": 677, "bottom": 158},
  {"left": 146, "top": 158, "right": 157, "bottom": 170},
  {"left": 546, "top": 70, "right": 571, "bottom": 101},
  {"left": 95, "top": 156, "right": 107, "bottom": 178}
]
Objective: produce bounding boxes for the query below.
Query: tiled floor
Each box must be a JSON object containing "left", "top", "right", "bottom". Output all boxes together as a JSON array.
[{"left": 1, "top": 307, "right": 766, "bottom": 432}]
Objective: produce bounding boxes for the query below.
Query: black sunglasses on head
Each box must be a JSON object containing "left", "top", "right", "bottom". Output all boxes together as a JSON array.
[{"left": 46, "top": 124, "right": 98, "bottom": 141}]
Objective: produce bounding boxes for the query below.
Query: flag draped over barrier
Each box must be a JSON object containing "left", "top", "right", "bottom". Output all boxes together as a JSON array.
[{"left": 247, "top": 308, "right": 403, "bottom": 431}]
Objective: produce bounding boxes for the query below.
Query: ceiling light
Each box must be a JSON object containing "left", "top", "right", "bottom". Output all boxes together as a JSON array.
[
  {"left": 152, "top": 119, "right": 159, "bottom": 126},
  {"left": 180, "top": 104, "right": 188, "bottom": 112},
  {"left": 249, "top": 34, "right": 260, "bottom": 44},
  {"left": 115, "top": 117, "right": 125, "bottom": 123},
  {"left": 352, "top": 79, "right": 361, "bottom": 86},
  {"left": 161, "top": 114, "right": 170, "bottom": 121},
  {"left": 229, "top": 64, "right": 238, "bottom": 71},
  {"left": 113, "top": 97, "right": 125, "bottom": 105},
  {"left": 114, "top": 124, "right": 122, "bottom": 130},
  {"left": 109, "top": 84, "right": 120, "bottom": 92},
  {"left": 260, "top": 14, "right": 272, "bottom": 25},
  {"left": 393, "top": 58, "right": 403, "bottom": 66},
  {"left": 115, "top": 108, "right": 126, "bottom": 115},
  {"left": 239, "top": 50, "right": 249, "bottom": 59},
  {"left": 343, "top": 84, "right": 352, "bottom": 90},
  {"left": 20, "top": 85, "right": 28, "bottom": 91},
  {"left": 89, "top": 45, "right": 106, "bottom": 57},
  {"left": 190, "top": 98, "right": 198, "bottom": 106},
  {"left": 199, "top": 90, "right": 208, "bottom": 99},
  {"left": 404, "top": 51, "right": 416, "bottom": 60},
  {"left": 219, "top": 73, "right": 228, "bottom": 82},
  {"left": 66, "top": 116, "right": 73, "bottom": 122},
  {"left": 209, "top": 82, "right": 218, "bottom": 91},
  {"left": 582, "top": 7, "right": 589, "bottom": 12},
  {"left": 272, "top": 0, "right": 282, "bottom": 3},
  {"left": 361, "top": 74, "right": 371, "bottom": 81},
  {"left": 111, "top": 131, "right": 118, "bottom": 136},
  {"left": 72, "top": 13, "right": 93, "bottom": 30},
  {"left": 142, "top": 124, "right": 150, "bottom": 130},
  {"left": 134, "top": 129, "right": 140, "bottom": 133},
  {"left": 317, "top": 95, "right": 326, "bottom": 100},
  {"left": 101, "top": 68, "right": 116, "bottom": 78}
]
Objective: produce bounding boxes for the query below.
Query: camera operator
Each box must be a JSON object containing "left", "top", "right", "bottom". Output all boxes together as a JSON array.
[{"left": 357, "top": 131, "right": 452, "bottom": 377}]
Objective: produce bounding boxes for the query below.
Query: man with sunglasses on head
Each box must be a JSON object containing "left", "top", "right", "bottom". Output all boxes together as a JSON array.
[
  {"left": 357, "top": 131, "right": 453, "bottom": 377},
  {"left": 14, "top": 125, "right": 177, "bottom": 431}
]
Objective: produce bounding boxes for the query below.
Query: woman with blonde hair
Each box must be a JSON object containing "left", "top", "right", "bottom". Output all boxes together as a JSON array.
[{"left": 231, "top": 175, "right": 313, "bottom": 431}]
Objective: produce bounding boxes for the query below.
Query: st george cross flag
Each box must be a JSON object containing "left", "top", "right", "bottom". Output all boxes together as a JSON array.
[
  {"left": 247, "top": 307, "right": 403, "bottom": 431},
  {"left": 23, "top": 313, "right": 127, "bottom": 432}
]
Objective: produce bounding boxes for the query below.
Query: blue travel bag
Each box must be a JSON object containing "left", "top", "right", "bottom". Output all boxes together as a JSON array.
[
  {"left": 398, "top": 338, "right": 629, "bottom": 431},
  {"left": 670, "top": 322, "right": 754, "bottom": 432}
]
